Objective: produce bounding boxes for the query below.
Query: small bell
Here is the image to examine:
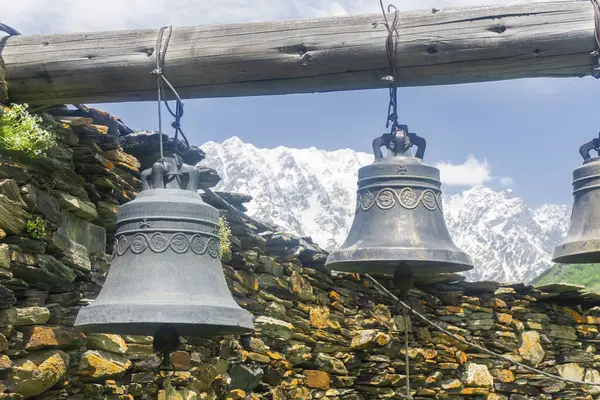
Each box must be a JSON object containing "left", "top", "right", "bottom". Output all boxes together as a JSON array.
[
  {"left": 553, "top": 134, "right": 600, "bottom": 264},
  {"left": 75, "top": 155, "right": 254, "bottom": 342},
  {"left": 325, "top": 127, "right": 474, "bottom": 276}
]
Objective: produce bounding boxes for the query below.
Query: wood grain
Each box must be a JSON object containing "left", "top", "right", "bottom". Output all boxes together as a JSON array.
[{"left": 0, "top": 0, "right": 597, "bottom": 104}]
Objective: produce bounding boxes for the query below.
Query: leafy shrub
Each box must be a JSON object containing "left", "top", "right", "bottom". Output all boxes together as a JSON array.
[
  {"left": 219, "top": 216, "right": 232, "bottom": 262},
  {"left": 0, "top": 103, "right": 56, "bottom": 158},
  {"left": 26, "top": 216, "right": 47, "bottom": 240}
]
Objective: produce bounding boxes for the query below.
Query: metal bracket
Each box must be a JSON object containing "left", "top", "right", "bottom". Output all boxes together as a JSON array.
[
  {"left": 579, "top": 133, "right": 600, "bottom": 160},
  {"left": 373, "top": 131, "right": 410, "bottom": 160},
  {"left": 141, "top": 155, "right": 201, "bottom": 191},
  {"left": 372, "top": 125, "right": 426, "bottom": 160}
]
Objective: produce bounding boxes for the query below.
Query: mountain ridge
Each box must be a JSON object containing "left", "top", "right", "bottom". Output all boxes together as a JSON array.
[{"left": 200, "top": 136, "right": 570, "bottom": 283}]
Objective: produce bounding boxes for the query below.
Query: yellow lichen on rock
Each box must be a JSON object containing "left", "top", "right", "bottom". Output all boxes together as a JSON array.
[
  {"left": 518, "top": 331, "right": 545, "bottom": 366},
  {"left": 9, "top": 351, "right": 69, "bottom": 399},
  {"left": 79, "top": 350, "right": 132, "bottom": 380}
]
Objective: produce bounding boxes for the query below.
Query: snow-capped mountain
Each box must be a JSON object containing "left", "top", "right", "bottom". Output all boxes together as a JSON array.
[
  {"left": 200, "top": 137, "right": 570, "bottom": 283},
  {"left": 442, "top": 190, "right": 570, "bottom": 283}
]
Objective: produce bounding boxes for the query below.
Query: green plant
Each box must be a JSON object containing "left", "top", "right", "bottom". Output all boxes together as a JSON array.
[
  {"left": 219, "top": 216, "right": 232, "bottom": 262},
  {"left": 0, "top": 103, "right": 57, "bottom": 158},
  {"left": 26, "top": 216, "right": 47, "bottom": 240}
]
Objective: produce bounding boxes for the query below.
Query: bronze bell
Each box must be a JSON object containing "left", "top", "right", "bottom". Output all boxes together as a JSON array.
[
  {"left": 75, "top": 155, "right": 254, "bottom": 339},
  {"left": 325, "top": 128, "right": 474, "bottom": 276},
  {"left": 553, "top": 135, "right": 600, "bottom": 264}
]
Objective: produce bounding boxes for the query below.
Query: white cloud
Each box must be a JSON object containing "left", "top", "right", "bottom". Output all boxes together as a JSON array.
[
  {"left": 1, "top": 0, "right": 555, "bottom": 35},
  {"left": 499, "top": 176, "right": 515, "bottom": 187},
  {"left": 435, "top": 155, "right": 492, "bottom": 187}
]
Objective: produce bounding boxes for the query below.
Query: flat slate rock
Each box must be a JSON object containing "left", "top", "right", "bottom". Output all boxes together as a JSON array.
[
  {"left": 535, "top": 283, "right": 586, "bottom": 293},
  {"left": 580, "top": 291, "right": 600, "bottom": 303},
  {"left": 460, "top": 281, "right": 500, "bottom": 294},
  {"left": 536, "top": 292, "right": 562, "bottom": 300},
  {"left": 414, "top": 273, "right": 465, "bottom": 287},
  {"left": 501, "top": 282, "right": 534, "bottom": 292}
]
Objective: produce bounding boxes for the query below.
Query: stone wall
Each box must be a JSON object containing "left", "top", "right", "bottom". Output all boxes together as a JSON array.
[{"left": 1, "top": 105, "right": 600, "bottom": 399}]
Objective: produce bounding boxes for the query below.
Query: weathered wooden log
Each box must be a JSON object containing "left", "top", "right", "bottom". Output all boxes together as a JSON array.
[{"left": 0, "top": 0, "right": 597, "bottom": 104}]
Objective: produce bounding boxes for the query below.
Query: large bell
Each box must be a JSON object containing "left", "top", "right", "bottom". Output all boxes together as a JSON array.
[
  {"left": 326, "top": 128, "right": 474, "bottom": 276},
  {"left": 75, "top": 155, "right": 254, "bottom": 338},
  {"left": 553, "top": 137, "right": 600, "bottom": 264}
]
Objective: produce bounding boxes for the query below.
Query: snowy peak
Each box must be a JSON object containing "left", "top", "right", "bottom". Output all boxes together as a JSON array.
[
  {"left": 200, "top": 138, "right": 569, "bottom": 283},
  {"left": 201, "top": 137, "right": 373, "bottom": 249},
  {"left": 442, "top": 186, "right": 567, "bottom": 282}
]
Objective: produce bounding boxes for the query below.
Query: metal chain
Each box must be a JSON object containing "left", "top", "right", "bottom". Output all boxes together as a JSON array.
[
  {"left": 151, "top": 26, "right": 190, "bottom": 159},
  {"left": 364, "top": 274, "right": 600, "bottom": 388},
  {"left": 374, "top": 1, "right": 401, "bottom": 132},
  {"left": 592, "top": 0, "right": 600, "bottom": 78}
]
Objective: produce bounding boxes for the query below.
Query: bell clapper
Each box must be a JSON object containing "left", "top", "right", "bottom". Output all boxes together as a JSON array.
[
  {"left": 392, "top": 265, "right": 414, "bottom": 301},
  {"left": 153, "top": 325, "right": 181, "bottom": 371}
]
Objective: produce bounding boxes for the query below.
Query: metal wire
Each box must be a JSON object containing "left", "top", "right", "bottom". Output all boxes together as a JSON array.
[
  {"left": 402, "top": 306, "right": 411, "bottom": 399},
  {"left": 152, "top": 26, "right": 190, "bottom": 159},
  {"left": 374, "top": 1, "right": 401, "bottom": 131},
  {"left": 592, "top": 0, "right": 600, "bottom": 78},
  {"left": 364, "top": 274, "right": 600, "bottom": 388},
  {"left": 0, "top": 23, "right": 20, "bottom": 36}
]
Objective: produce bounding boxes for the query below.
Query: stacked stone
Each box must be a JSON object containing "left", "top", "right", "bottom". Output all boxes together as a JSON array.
[
  {"left": 0, "top": 105, "right": 125, "bottom": 398},
  {"left": 45, "top": 107, "right": 142, "bottom": 243},
  {"left": 2, "top": 104, "right": 600, "bottom": 399}
]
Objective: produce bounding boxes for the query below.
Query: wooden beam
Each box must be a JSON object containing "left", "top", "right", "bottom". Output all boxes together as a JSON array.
[{"left": 0, "top": 0, "right": 597, "bottom": 105}]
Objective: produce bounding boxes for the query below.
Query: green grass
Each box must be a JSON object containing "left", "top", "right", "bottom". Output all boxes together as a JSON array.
[
  {"left": 532, "top": 263, "right": 600, "bottom": 292},
  {"left": 26, "top": 216, "right": 47, "bottom": 240},
  {"left": 0, "top": 103, "right": 57, "bottom": 158},
  {"left": 219, "top": 216, "right": 232, "bottom": 262}
]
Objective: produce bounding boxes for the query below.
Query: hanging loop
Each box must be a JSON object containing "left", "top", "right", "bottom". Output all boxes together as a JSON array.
[
  {"left": 374, "top": 1, "right": 401, "bottom": 131},
  {"left": 0, "top": 23, "right": 21, "bottom": 36}
]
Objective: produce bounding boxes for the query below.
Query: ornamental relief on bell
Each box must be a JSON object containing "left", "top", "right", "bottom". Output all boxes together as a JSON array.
[
  {"left": 355, "top": 188, "right": 443, "bottom": 213},
  {"left": 112, "top": 232, "right": 220, "bottom": 259}
]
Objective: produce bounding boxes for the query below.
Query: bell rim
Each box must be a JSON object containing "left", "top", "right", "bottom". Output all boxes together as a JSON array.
[
  {"left": 552, "top": 239, "right": 600, "bottom": 264},
  {"left": 74, "top": 303, "right": 255, "bottom": 337},
  {"left": 324, "top": 247, "right": 474, "bottom": 275},
  {"left": 323, "top": 262, "right": 474, "bottom": 275}
]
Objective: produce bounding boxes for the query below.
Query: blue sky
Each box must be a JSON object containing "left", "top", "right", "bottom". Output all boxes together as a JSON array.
[{"left": 4, "top": 0, "right": 599, "bottom": 206}]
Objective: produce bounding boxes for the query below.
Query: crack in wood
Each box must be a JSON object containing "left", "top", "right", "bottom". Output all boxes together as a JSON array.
[
  {"left": 277, "top": 44, "right": 309, "bottom": 55},
  {"left": 428, "top": 11, "right": 561, "bottom": 26}
]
